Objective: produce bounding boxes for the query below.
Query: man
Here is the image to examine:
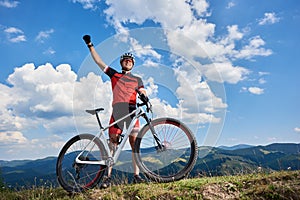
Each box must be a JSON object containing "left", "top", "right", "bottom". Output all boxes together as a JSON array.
[{"left": 83, "top": 35, "right": 146, "bottom": 188}]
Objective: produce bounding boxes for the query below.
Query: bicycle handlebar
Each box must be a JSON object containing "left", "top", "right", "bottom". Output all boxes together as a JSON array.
[{"left": 135, "top": 88, "right": 152, "bottom": 113}]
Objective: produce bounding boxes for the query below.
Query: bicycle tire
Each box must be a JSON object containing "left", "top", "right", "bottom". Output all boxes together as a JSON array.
[
  {"left": 134, "top": 118, "right": 198, "bottom": 182},
  {"left": 56, "top": 134, "right": 107, "bottom": 193}
]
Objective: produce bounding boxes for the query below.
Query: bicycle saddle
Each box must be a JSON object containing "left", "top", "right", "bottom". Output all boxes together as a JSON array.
[{"left": 85, "top": 108, "right": 104, "bottom": 115}]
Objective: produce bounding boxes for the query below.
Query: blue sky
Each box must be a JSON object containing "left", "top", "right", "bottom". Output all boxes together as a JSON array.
[{"left": 0, "top": 0, "right": 299, "bottom": 160}]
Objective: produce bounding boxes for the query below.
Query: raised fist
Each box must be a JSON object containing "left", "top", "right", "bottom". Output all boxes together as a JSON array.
[{"left": 83, "top": 35, "right": 91, "bottom": 44}]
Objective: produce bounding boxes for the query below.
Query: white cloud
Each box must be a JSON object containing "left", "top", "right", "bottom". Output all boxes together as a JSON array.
[
  {"left": 4, "top": 27, "right": 26, "bottom": 43},
  {"left": 258, "top": 71, "right": 270, "bottom": 76},
  {"left": 129, "top": 37, "right": 161, "bottom": 61},
  {"left": 43, "top": 47, "right": 56, "bottom": 55},
  {"left": 222, "top": 25, "right": 243, "bottom": 44},
  {"left": 71, "top": 0, "right": 100, "bottom": 10},
  {"left": 259, "top": 12, "right": 280, "bottom": 25},
  {"left": 6, "top": 63, "right": 77, "bottom": 119},
  {"left": 0, "top": 60, "right": 228, "bottom": 158},
  {"left": 73, "top": 0, "right": 273, "bottom": 63},
  {"left": 294, "top": 127, "right": 300, "bottom": 132},
  {"left": 202, "top": 62, "right": 249, "bottom": 84},
  {"left": 248, "top": 87, "right": 264, "bottom": 95},
  {"left": 104, "top": 0, "right": 194, "bottom": 29},
  {"left": 190, "top": 0, "right": 210, "bottom": 17},
  {"left": 226, "top": 1, "right": 235, "bottom": 9},
  {"left": 258, "top": 71, "right": 269, "bottom": 84},
  {"left": 101, "top": 1, "right": 273, "bottom": 60},
  {"left": 0, "top": 63, "right": 112, "bottom": 158},
  {"left": 35, "top": 29, "right": 54, "bottom": 43},
  {"left": 0, "top": 0, "right": 19, "bottom": 8},
  {"left": 258, "top": 78, "right": 266, "bottom": 84},
  {"left": 4, "top": 27, "right": 22, "bottom": 33},
  {"left": 234, "top": 36, "right": 272, "bottom": 59},
  {"left": 72, "top": 0, "right": 273, "bottom": 86},
  {"left": 0, "top": 131, "right": 27, "bottom": 144},
  {"left": 240, "top": 86, "right": 264, "bottom": 95}
]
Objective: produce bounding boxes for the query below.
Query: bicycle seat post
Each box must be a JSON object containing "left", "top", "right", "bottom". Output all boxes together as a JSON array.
[{"left": 95, "top": 112, "right": 104, "bottom": 130}]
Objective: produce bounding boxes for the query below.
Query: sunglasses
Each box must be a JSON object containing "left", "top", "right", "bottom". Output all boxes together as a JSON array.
[{"left": 123, "top": 58, "right": 133, "bottom": 62}]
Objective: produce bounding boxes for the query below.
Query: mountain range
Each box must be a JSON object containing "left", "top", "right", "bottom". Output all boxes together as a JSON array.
[{"left": 1, "top": 143, "right": 299, "bottom": 189}]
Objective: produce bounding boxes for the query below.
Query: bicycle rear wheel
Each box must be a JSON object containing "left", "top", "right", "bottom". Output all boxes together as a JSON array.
[
  {"left": 56, "top": 134, "right": 107, "bottom": 193},
  {"left": 134, "top": 118, "right": 198, "bottom": 182}
]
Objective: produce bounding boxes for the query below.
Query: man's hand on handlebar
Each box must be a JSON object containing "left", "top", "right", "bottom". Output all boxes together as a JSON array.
[
  {"left": 139, "top": 93, "right": 149, "bottom": 103},
  {"left": 136, "top": 88, "right": 152, "bottom": 112}
]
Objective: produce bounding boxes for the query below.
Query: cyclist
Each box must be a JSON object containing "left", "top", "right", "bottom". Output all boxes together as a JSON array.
[{"left": 83, "top": 35, "right": 147, "bottom": 188}]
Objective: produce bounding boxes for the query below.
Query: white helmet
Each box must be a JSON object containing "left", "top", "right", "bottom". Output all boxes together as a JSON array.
[{"left": 120, "top": 52, "right": 135, "bottom": 66}]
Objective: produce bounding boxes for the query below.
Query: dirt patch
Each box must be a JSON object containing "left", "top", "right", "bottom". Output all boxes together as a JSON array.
[{"left": 201, "top": 182, "right": 240, "bottom": 200}]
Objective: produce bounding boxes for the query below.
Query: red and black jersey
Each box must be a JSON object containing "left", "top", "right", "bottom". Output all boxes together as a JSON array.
[{"left": 104, "top": 67, "right": 144, "bottom": 105}]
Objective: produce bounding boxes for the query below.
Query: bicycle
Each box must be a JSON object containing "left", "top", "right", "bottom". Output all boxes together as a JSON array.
[{"left": 56, "top": 89, "right": 198, "bottom": 193}]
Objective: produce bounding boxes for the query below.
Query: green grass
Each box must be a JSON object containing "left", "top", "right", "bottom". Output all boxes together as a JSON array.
[{"left": 1, "top": 170, "right": 299, "bottom": 200}]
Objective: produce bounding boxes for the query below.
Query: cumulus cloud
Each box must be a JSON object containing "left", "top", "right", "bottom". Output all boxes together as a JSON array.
[
  {"left": 202, "top": 62, "right": 249, "bottom": 84},
  {"left": 234, "top": 36, "right": 272, "bottom": 59},
  {"left": 0, "top": 63, "right": 110, "bottom": 158},
  {"left": 190, "top": 0, "right": 211, "bottom": 17},
  {"left": 104, "top": 0, "right": 194, "bottom": 29},
  {"left": 72, "top": 0, "right": 273, "bottom": 86},
  {"left": 3, "top": 64, "right": 112, "bottom": 134},
  {"left": 6, "top": 63, "right": 76, "bottom": 119},
  {"left": 4, "top": 27, "right": 26, "bottom": 43},
  {"left": 1, "top": 60, "right": 228, "bottom": 158},
  {"left": 258, "top": 12, "right": 280, "bottom": 25},
  {"left": 176, "top": 62, "right": 226, "bottom": 111}
]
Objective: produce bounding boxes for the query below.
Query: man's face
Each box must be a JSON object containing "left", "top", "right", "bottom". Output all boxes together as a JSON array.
[{"left": 121, "top": 58, "right": 133, "bottom": 71}]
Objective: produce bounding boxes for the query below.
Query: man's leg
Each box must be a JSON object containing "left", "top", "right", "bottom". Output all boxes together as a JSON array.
[
  {"left": 129, "top": 128, "right": 139, "bottom": 176},
  {"left": 129, "top": 127, "right": 145, "bottom": 183},
  {"left": 107, "top": 133, "right": 120, "bottom": 176},
  {"left": 100, "top": 133, "right": 119, "bottom": 189}
]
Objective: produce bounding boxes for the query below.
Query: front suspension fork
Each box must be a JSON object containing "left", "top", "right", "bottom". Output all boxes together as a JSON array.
[{"left": 142, "top": 114, "right": 164, "bottom": 150}]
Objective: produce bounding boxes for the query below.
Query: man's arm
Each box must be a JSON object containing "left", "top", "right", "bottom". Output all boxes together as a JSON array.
[{"left": 83, "top": 35, "right": 106, "bottom": 71}]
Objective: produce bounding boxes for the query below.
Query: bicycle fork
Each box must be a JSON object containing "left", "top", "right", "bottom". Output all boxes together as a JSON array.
[{"left": 142, "top": 114, "right": 164, "bottom": 150}]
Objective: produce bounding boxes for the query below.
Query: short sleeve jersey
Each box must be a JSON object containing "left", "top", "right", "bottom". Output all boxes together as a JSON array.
[{"left": 104, "top": 67, "right": 144, "bottom": 105}]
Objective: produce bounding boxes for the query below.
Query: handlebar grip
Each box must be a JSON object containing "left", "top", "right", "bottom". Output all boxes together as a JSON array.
[
  {"left": 135, "top": 88, "right": 148, "bottom": 102},
  {"left": 136, "top": 88, "right": 152, "bottom": 112},
  {"left": 135, "top": 88, "right": 142, "bottom": 95}
]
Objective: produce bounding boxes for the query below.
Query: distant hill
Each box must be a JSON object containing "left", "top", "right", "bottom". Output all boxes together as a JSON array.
[
  {"left": 192, "top": 143, "right": 300, "bottom": 177},
  {"left": 0, "top": 157, "right": 57, "bottom": 188},
  {"left": 218, "top": 144, "right": 254, "bottom": 150},
  {"left": 1, "top": 143, "right": 300, "bottom": 188}
]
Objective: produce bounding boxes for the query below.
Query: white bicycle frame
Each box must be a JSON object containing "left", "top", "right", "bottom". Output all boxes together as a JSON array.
[{"left": 75, "top": 106, "right": 146, "bottom": 167}]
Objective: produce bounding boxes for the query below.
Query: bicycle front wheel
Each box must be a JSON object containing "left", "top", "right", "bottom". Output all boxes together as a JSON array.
[
  {"left": 134, "top": 118, "right": 198, "bottom": 182},
  {"left": 56, "top": 134, "right": 107, "bottom": 193}
]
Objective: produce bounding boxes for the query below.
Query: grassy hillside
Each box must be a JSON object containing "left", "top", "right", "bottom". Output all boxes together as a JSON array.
[{"left": 1, "top": 170, "right": 299, "bottom": 200}]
